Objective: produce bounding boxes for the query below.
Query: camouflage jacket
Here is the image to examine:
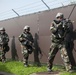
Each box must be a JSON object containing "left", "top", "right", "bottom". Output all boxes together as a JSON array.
[
  {"left": 50, "top": 19, "right": 72, "bottom": 43},
  {"left": 0, "top": 32, "right": 9, "bottom": 45},
  {"left": 19, "top": 32, "right": 34, "bottom": 46}
]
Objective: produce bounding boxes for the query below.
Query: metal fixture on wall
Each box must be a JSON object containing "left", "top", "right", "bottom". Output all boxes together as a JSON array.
[
  {"left": 41, "top": 0, "right": 50, "bottom": 10},
  {"left": 12, "top": 9, "right": 20, "bottom": 17}
]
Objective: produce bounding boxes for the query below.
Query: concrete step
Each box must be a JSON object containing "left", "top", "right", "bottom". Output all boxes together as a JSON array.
[
  {"left": 30, "top": 71, "right": 60, "bottom": 75},
  {"left": 0, "top": 72, "right": 15, "bottom": 75}
]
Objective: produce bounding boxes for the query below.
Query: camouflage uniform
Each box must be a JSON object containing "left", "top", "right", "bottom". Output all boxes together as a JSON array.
[
  {"left": 19, "top": 26, "right": 34, "bottom": 66},
  {"left": 63, "top": 19, "right": 75, "bottom": 66},
  {"left": 63, "top": 19, "right": 73, "bottom": 49},
  {"left": 47, "top": 13, "right": 72, "bottom": 72},
  {"left": 0, "top": 27, "right": 9, "bottom": 62}
]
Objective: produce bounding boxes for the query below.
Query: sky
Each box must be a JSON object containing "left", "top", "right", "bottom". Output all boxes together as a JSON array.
[{"left": 0, "top": 0, "right": 76, "bottom": 21}]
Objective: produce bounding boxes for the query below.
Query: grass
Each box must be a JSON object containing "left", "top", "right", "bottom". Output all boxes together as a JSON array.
[
  {"left": 0, "top": 61, "right": 76, "bottom": 75},
  {"left": 0, "top": 61, "right": 46, "bottom": 75}
]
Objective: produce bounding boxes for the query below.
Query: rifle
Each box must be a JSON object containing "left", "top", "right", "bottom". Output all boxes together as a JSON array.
[
  {"left": 20, "top": 32, "right": 35, "bottom": 50},
  {"left": 68, "top": 4, "right": 76, "bottom": 19}
]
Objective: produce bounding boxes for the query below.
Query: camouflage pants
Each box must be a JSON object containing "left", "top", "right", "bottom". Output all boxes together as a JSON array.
[
  {"left": 2, "top": 51, "right": 6, "bottom": 62},
  {"left": 21, "top": 45, "right": 29, "bottom": 65},
  {"left": 47, "top": 42, "right": 72, "bottom": 71},
  {"left": 0, "top": 46, "right": 6, "bottom": 62}
]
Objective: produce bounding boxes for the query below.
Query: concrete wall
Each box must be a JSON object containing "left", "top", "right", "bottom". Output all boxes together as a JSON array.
[{"left": 0, "top": 4, "right": 76, "bottom": 65}]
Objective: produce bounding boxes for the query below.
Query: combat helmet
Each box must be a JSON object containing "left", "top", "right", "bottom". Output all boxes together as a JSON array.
[
  {"left": 56, "top": 12, "right": 64, "bottom": 18},
  {"left": 23, "top": 25, "right": 30, "bottom": 31},
  {"left": 0, "top": 27, "right": 5, "bottom": 31}
]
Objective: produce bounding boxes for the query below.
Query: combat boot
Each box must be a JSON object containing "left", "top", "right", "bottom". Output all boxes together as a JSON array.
[
  {"left": 68, "top": 69, "right": 75, "bottom": 73},
  {"left": 24, "top": 64, "right": 28, "bottom": 67},
  {"left": 24, "top": 61, "right": 29, "bottom": 67},
  {"left": 47, "top": 68, "right": 52, "bottom": 72},
  {"left": 2, "top": 59, "right": 6, "bottom": 63}
]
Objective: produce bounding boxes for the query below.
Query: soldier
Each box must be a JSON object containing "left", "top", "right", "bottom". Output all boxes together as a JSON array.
[
  {"left": 47, "top": 13, "right": 73, "bottom": 72},
  {"left": 0, "top": 27, "right": 9, "bottom": 62},
  {"left": 19, "top": 25, "right": 34, "bottom": 67},
  {"left": 63, "top": 19, "right": 75, "bottom": 67}
]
